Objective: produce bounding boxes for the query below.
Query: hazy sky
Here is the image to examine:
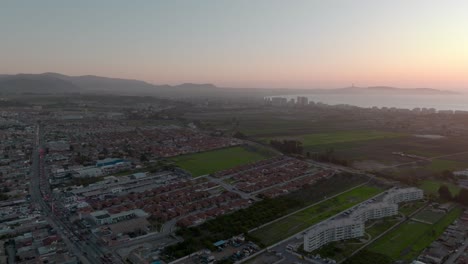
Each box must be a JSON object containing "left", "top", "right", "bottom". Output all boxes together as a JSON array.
[{"left": 1, "top": 0, "right": 468, "bottom": 89}]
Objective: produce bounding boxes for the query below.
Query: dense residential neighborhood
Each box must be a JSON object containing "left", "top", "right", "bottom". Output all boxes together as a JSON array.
[{"left": 0, "top": 96, "right": 467, "bottom": 264}]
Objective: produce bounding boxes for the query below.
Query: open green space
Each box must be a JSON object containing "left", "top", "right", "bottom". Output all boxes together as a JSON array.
[
  {"left": 413, "top": 209, "right": 445, "bottom": 224},
  {"left": 368, "top": 207, "right": 462, "bottom": 261},
  {"left": 365, "top": 217, "right": 400, "bottom": 238},
  {"left": 250, "top": 185, "right": 382, "bottom": 246},
  {"left": 171, "top": 145, "right": 276, "bottom": 177},
  {"left": 398, "top": 201, "right": 427, "bottom": 217},
  {"left": 419, "top": 180, "right": 461, "bottom": 196}
]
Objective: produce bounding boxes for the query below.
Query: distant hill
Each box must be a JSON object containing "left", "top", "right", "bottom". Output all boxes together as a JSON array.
[
  {"left": 41, "top": 73, "right": 165, "bottom": 94},
  {"left": 0, "top": 74, "right": 80, "bottom": 94},
  {"left": 0, "top": 73, "right": 228, "bottom": 97},
  {"left": 0, "top": 73, "right": 459, "bottom": 98}
]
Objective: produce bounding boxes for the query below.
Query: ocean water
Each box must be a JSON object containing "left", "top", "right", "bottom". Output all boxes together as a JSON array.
[{"left": 275, "top": 94, "right": 468, "bottom": 111}]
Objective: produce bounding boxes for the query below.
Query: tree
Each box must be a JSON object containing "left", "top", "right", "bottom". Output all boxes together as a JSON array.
[
  {"left": 232, "top": 131, "right": 247, "bottom": 139},
  {"left": 455, "top": 188, "right": 468, "bottom": 205},
  {"left": 140, "top": 153, "right": 149, "bottom": 162},
  {"left": 439, "top": 170, "right": 456, "bottom": 182},
  {"left": 270, "top": 139, "right": 303, "bottom": 154},
  {"left": 438, "top": 184, "right": 453, "bottom": 201}
]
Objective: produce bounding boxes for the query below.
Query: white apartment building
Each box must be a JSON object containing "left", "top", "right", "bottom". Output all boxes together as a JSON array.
[
  {"left": 304, "top": 187, "right": 424, "bottom": 252},
  {"left": 383, "top": 187, "right": 424, "bottom": 204},
  {"left": 351, "top": 202, "right": 398, "bottom": 222},
  {"left": 304, "top": 218, "right": 364, "bottom": 252}
]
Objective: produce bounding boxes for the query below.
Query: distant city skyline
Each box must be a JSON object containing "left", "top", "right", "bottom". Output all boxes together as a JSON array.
[{"left": 1, "top": 0, "right": 468, "bottom": 90}]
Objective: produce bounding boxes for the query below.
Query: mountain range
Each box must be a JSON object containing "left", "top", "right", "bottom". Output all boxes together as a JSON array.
[{"left": 0, "top": 73, "right": 458, "bottom": 98}]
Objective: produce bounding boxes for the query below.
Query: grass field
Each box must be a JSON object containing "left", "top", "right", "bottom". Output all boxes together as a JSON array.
[
  {"left": 365, "top": 218, "right": 400, "bottom": 238},
  {"left": 412, "top": 209, "right": 445, "bottom": 224},
  {"left": 250, "top": 185, "right": 382, "bottom": 246},
  {"left": 171, "top": 145, "right": 276, "bottom": 177},
  {"left": 419, "top": 180, "right": 461, "bottom": 196},
  {"left": 369, "top": 207, "right": 462, "bottom": 261},
  {"left": 399, "top": 201, "right": 427, "bottom": 216}
]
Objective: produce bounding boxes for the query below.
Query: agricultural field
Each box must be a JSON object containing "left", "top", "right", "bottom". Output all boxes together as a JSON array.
[
  {"left": 250, "top": 185, "right": 382, "bottom": 246},
  {"left": 263, "top": 130, "right": 468, "bottom": 176},
  {"left": 186, "top": 108, "right": 468, "bottom": 178},
  {"left": 171, "top": 145, "right": 276, "bottom": 177},
  {"left": 425, "top": 159, "right": 466, "bottom": 173},
  {"left": 264, "top": 130, "right": 405, "bottom": 148},
  {"left": 185, "top": 108, "right": 321, "bottom": 136},
  {"left": 419, "top": 180, "right": 461, "bottom": 196},
  {"left": 368, "top": 207, "right": 463, "bottom": 261}
]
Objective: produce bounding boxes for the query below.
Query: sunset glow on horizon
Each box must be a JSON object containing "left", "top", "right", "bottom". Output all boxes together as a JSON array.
[{"left": 1, "top": 0, "right": 468, "bottom": 90}]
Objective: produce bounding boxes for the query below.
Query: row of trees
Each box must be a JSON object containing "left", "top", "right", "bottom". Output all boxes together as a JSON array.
[
  {"left": 309, "top": 148, "right": 350, "bottom": 166},
  {"left": 270, "top": 139, "right": 303, "bottom": 154},
  {"left": 163, "top": 196, "right": 299, "bottom": 260}
]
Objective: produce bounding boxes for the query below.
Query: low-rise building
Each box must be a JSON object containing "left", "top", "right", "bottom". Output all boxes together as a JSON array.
[{"left": 90, "top": 209, "right": 148, "bottom": 225}]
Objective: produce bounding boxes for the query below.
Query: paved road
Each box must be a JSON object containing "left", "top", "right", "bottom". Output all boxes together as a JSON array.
[
  {"left": 445, "top": 237, "right": 468, "bottom": 264},
  {"left": 30, "top": 125, "right": 92, "bottom": 264},
  {"left": 206, "top": 175, "right": 254, "bottom": 200},
  {"left": 32, "top": 124, "right": 123, "bottom": 264}
]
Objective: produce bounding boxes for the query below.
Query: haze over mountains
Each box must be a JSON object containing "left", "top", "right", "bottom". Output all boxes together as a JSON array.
[{"left": 0, "top": 73, "right": 457, "bottom": 98}]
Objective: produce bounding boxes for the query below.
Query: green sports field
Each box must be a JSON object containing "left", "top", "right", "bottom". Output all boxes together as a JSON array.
[
  {"left": 250, "top": 185, "right": 382, "bottom": 246},
  {"left": 171, "top": 145, "right": 276, "bottom": 177}
]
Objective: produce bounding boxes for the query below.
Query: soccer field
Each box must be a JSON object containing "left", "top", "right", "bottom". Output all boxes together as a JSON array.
[{"left": 171, "top": 145, "right": 276, "bottom": 177}]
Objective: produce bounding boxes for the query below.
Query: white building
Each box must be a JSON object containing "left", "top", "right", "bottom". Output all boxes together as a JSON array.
[
  {"left": 304, "top": 187, "right": 424, "bottom": 252},
  {"left": 351, "top": 202, "right": 398, "bottom": 222},
  {"left": 453, "top": 170, "right": 468, "bottom": 177},
  {"left": 304, "top": 218, "right": 364, "bottom": 252},
  {"left": 73, "top": 166, "right": 103, "bottom": 178},
  {"left": 90, "top": 209, "right": 148, "bottom": 225},
  {"left": 382, "top": 187, "right": 424, "bottom": 204}
]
